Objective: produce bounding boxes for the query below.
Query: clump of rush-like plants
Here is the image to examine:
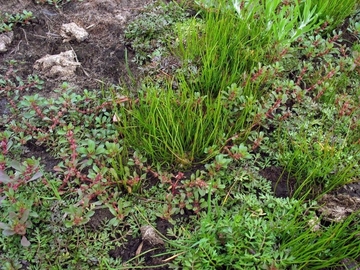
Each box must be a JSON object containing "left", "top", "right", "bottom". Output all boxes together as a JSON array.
[
  {"left": 115, "top": 81, "right": 256, "bottom": 167},
  {"left": 175, "top": 0, "right": 321, "bottom": 96}
]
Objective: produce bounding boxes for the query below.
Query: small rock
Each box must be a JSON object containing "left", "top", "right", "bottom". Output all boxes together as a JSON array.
[
  {"left": 0, "top": 31, "right": 14, "bottom": 53},
  {"left": 33, "top": 50, "right": 80, "bottom": 79},
  {"left": 60, "top": 22, "right": 89, "bottom": 42},
  {"left": 140, "top": 225, "right": 164, "bottom": 246}
]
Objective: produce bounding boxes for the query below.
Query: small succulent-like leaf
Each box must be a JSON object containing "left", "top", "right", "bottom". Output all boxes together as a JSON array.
[
  {"left": 3, "top": 229, "right": 16, "bottom": 236},
  {"left": 23, "top": 112, "right": 35, "bottom": 119},
  {"left": 6, "top": 140, "right": 13, "bottom": 151},
  {"left": 0, "top": 170, "right": 11, "bottom": 184},
  {"left": 29, "top": 211, "right": 39, "bottom": 218},
  {"left": 20, "top": 209, "right": 30, "bottom": 223},
  {"left": 21, "top": 236, "right": 31, "bottom": 247},
  {"left": 0, "top": 222, "right": 10, "bottom": 230},
  {"left": 51, "top": 164, "right": 60, "bottom": 172},
  {"left": 8, "top": 211, "right": 17, "bottom": 219},
  {"left": 25, "top": 220, "right": 33, "bottom": 228},
  {"left": 87, "top": 140, "right": 96, "bottom": 152},
  {"left": 64, "top": 220, "right": 73, "bottom": 228},
  {"left": 95, "top": 145, "right": 106, "bottom": 155},
  {"left": 108, "top": 217, "right": 120, "bottom": 227},
  {"left": 9, "top": 160, "right": 24, "bottom": 172},
  {"left": 28, "top": 171, "right": 43, "bottom": 182},
  {"left": 107, "top": 205, "right": 118, "bottom": 217},
  {"left": 85, "top": 210, "right": 95, "bottom": 219},
  {"left": 78, "top": 147, "right": 87, "bottom": 155},
  {"left": 79, "top": 159, "right": 93, "bottom": 171}
]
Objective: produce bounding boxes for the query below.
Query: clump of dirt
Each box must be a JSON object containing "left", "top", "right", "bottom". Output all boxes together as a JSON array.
[
  {"left": 87, "top": 208, "right": 114, "bottom": 230},
  {"left": 33, "top": 50, "right": 80, "bottom": 79},
  {"left": 0, "top": 31, "right": 13, "bottom": 52},
  {"left": 259, "top": 166, "right": 297, "bottom": 198},
  {"left": 60, "top": 22, "right": 89, "bottom": 42},
  {"left": 140, "top": 225, "right": 165, "bottom": 246}
]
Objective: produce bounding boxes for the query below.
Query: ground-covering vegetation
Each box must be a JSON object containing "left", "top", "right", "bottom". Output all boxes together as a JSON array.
[
  {"left": 0, "top": 10, "right": 33, "bottom": 32},
  {"left": 0, "top": 0, "right": 360, "bottom": 269}
]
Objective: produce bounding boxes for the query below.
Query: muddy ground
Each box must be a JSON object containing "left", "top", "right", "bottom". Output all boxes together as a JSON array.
[{"left": 1, "top": 0, "right": 360, "bottom": 268}]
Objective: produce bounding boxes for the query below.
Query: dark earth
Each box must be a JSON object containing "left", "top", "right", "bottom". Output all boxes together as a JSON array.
[{"left": 0, "top": 0, "right": 359, "bottom": 269}]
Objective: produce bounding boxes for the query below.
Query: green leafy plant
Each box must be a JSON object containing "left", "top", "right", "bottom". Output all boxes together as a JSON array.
[
  {"left": 0, "top": 158, "right": 43, "bottom": 189},
  {"left": 0, "top": 10, "right": 34, "bottom": 33},
  {"left": 106, "top": 197, "right": 133, "bottom": 227},
  {"left": 63, "top": 205, "right": 95, "bottom": 227},
  {"left": 0, "top": 189, "right": 36, "bottom": 247},
  {"left": 0, "top": 157, "right": 44, "bottom": 247}
]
